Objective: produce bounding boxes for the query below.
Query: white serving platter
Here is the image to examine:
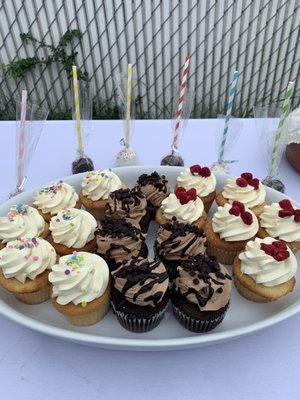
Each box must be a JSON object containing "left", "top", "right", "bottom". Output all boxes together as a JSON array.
[{"left": 0, "top": 165, "right": 299, "bottom": 351}]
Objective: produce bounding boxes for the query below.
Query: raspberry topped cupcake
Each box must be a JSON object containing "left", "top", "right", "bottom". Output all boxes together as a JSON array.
[
  {"left": 216, "top": 172, "right": 266, "bottom": 216},
  {"left": 48, "top": 208, "right": 97, "bottom": 255},
  {"left": 156, "top": 187, "right": 206, "bottom": 228},
  {"left": 155, "top": 219, "right": 207, "bottom": 279},
  {"left": 135, "top": 172, "right": 169, "bottom": 218},
  {"left": 33, "top": 181, "right": 80, "bottom": 222},
  {"left": 96, "top": 217, "right": 148, "bottom": 270},
  {"left": 176, "top": 165, "right": 216, "bottom": 212},
  {"left": 0, "top": 204, "right": 49, "bottom": 249},
  {"left": 204, "top": 201, "right": 259, "bottom": 264},
  {"left": 80, "top": 169, "right": 125, "bottom": 220},
  {"left": 233, "top": 237, "right": 297, "bottom": 302},
  {"left": 106, "top": 188, "right": 150, "bottom": 233},
  {"left": 258, "top": 200, "right": 300, "bottom": 252}
]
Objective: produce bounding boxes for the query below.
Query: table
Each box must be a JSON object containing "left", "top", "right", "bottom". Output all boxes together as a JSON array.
[{"left": 0, "top": 119, "right": 299, "bottom": 400}]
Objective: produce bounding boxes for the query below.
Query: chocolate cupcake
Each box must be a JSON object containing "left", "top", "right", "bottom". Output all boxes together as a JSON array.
[
  {"left": 96, "top": 218, "right": 148, "bottom": 271},
  {"left": 172, "top": 254, "right": 232, "bottom": 333},
  {"left": 106, "top": 188, "right": 150, "bottom": 233},
  {"left": 155, "top": 218, "right": 207, "bottom": 280},
  {"left": 136, "top": 172, "right": 168, "bottom": 219},
  {"left": 111, "top": 258, "right": 169, "bottom": 332}
]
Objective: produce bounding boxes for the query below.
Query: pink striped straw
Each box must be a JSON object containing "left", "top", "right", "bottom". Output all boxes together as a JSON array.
[
  {"left": 17, "top": 90, "right": 28, "bottom": 187},
  {"left": 172, "top": 56, "right": 190, "bottom": 153}
]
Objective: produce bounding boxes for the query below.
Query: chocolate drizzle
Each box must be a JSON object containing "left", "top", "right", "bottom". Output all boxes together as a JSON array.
[
  {"left": 107, "top": 188, "right": 145, "bottom": 215},
  {"left": 137, "top": 172, "right": 168, "bottom": 193},
  {"left": 113, "top": 258, "right": 169, "bottom": 307},
  {"left": 175, "top": 254, "right": 232, "bottom": 308},
  {"left": 96, "top": 217, "right": 142, "bottom": 240}
]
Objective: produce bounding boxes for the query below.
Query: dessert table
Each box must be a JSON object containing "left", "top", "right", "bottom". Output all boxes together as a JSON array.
[{"left": 0, "top": 119, "right": 299, "bottom": 399}]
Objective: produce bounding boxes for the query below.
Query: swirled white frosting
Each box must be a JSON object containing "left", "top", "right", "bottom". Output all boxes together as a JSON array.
[
  {"left": 212, "top": 204, "right": 259, "bottom": 241},
  {"left": 33, "top": 181, "right": 79, "bottom": 215},
  {"left": 0, "top": 204, "right": 46, "bottom": 243},
  {"left": 49, "top": 252, "right": 109, "bottom": 305},
  {"left": 222, "top": 178, "right": 266, "bottom": 208},
  {"left": 260, "top": 203, "right": 300, "bottom": 242},
  {"left": 0, "top": 237, "right": 56, "bottom": 283},
  {"left": 177, "top": 169, "right": 216, "bottom": 196},
  {"left": 239, "top": 237, "right": 297, "bottom": 287},
  {"left": 50, "top": 208, "right": 97, "bottom": 248},
  {"left": 81, "top": 169, "right": 122, "bottom": 201},
  {"left": 161, "top": 193, "right": 204, "bottom": 223}
]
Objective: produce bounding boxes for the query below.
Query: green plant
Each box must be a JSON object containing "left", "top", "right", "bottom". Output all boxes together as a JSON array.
[{"left": 4, "top": 29, "right": 87, "bottom": 80}]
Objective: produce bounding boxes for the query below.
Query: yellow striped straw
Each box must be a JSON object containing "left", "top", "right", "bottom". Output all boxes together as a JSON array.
[
  {"left": 72, "top": 65, "right": 83, "bottom": 156},
  {"left": 125, "top": 63, "right": 132, "bottom": 148}
]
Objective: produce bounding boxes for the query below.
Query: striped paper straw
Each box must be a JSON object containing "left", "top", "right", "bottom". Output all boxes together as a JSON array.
[
  {"left": 269, "top": 81, "right": 295, "bottom": 177},
  {"left": 172, "top": 56, "right": 190, "bottom": 153},
  {"left": 124, "top": 64, "right": 133, "bottom": 148},
  {"left": 72, "top": 65, "right": 84, "bottom": 156},
  {"left": 17, "top": 90, "right": 28, "bottom": 187},
  {"left": 218, "top": 70, "right": 239, "bottom": 162}
]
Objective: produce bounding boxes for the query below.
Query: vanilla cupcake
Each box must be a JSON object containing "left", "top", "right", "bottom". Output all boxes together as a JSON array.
[
  {"left": 48, "top": 208, "right": 97, "bottom": 255},
  {"left": 233, "top": 237, "right": 297, "bottom": 302},
  {"left": 258, "top": 200, "right": 300, "bottom": 252},
  {"left": 49, "top": 251, "right": 110, "bottom": 326},
  {"left": 0, "top": 237, "right": 56, "bottom": 304},
  {"left": 0, "top": 204, "right": 49, "bottom": 249},
  {"left": 33, "top": 181, "right": 80, "bottom": 222},
  {"left": 176, "top": 165, "right": 216, "bottom": 213},
  {"left": 216, "top": 172, "right": 266, "bottom": 216},
  {"left": 204, "top": 201, "right": 259, "bottom": 264},
  {"left": 155, "top": 187, "right": 206, "bottom": 229},
  {"left": 80, "top": 169, "right": 125, "bottom": 220}
]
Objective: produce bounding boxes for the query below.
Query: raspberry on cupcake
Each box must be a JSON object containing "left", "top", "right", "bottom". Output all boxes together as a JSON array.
[
  {"left": 216, "top": 172, "right": 266, "bottom": 216},
  {"left": 156, "top": 187, "right": 207, "bottom": 228},
  {"left": 233, "top": 237, "right": 297, "bottom": 302},
  {"left": 204, "top": 201, "right": 259, "bottom": 264},
  {"left": 176, "top": 164, "right": 216, "bottom": 213}
]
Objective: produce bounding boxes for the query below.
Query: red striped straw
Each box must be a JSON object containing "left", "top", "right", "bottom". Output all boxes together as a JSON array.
[
  {"left": 172, "top": 56, "right": 190, "bottom": 153},
  {"left": 17, "top": 90, "right": 28, "bottom": 187}
]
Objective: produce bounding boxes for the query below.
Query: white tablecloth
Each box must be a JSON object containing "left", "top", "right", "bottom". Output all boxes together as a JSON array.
[{"left": 0, "top": 119, "right": 299, "bottom": 399}]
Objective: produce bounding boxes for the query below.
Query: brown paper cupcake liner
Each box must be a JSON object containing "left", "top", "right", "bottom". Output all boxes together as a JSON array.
[
  {"left": 13, "top": 284, "right": 51, "bottom": 304},
  {"left": 65, "top": 301, "right": 110, "bottom": 326},
  {"left": 206, "top": 242, "right": 239, "bottom": 265},
  {"left": 111, "top": 303, "right": 167, "bottom": 333},
  {"left": 173, "top": 305, "right": 227, "bottom": 333}
]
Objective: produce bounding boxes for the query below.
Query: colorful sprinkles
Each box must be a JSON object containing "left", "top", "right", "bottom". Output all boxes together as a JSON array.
[{"left": 7, "top": 204, "right": 28, "bottom": 221}]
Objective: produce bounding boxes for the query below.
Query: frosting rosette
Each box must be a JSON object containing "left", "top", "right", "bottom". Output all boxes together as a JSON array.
[
  {"left": 222, "top": 173, "right": 266, "bottom": 208},
  {"left": 161, "top": 193, "right": 204, "bottom": 223},
  {"left": 260, "top": 200, "right": 300, "bottom": 242},
  {"left": 33, "top": 181, "right": 79, "bottom": 215},
  {"left": 81, "top": 169, "right": 122, "bottom": 201},
  {"left": 239, "top": 237, "right": 297, "bottom": 287},
  {"left": 0, "top": 204, "right": 46, "bottom": 243},
  {"left": 177, "top": 165, "right": 216, "bottom": 197},
  {"left": 0, "top": 237, "right": 56, "bottom": 283},
  {"left": 50, "top": 208, "right": 97, "bottom": 248},
  {"left": 49, "top": 252, "right": 109, "bottom": 305},
  {"left": 212, "top": 202, "right": 259, "bottom": 242}
]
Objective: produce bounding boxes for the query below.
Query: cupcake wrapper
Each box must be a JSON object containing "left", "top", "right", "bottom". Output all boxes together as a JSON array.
[
  {"left": 65, "top": 301, "right": 110, "bottom": 327},
  {"left": 206, "top": 243, "right": 239, "bottom": 265},
  {"left": 111, "top": 303, "right": 167, "bottom": 333},
  {"left": 173, "top": 305, "right": 227, "bottom": 333},
  {"left": 14, "top": 285, "right": 50, "bottom": 305}
]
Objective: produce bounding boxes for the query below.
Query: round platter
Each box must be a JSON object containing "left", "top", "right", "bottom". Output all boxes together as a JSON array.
[{"left": 0, "top": 165, "right": 299, "bottom": 351}]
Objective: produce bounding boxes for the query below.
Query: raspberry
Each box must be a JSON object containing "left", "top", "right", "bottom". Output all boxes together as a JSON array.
[
  {"left": 186, "top": 188, "right": 197, "bottom": 201},
  {"left": 294, "top": 210, "right": 300, "bottom": 223},
  {"left": 241, "top": 172, "right": 253, "bottom": 181},
  {"left": 241, "top": 211, "right": 253, "bottom": 225},
  {"left": 232, "top": 201, "right": 245, "bottom": 213},
  {"left": 260, "top": 243, "right": 274, "bottom": 256},
  {"left": 273, "top": 251, "right": 290, "bottom": 262},
  {"left": 279, "top": 199, "right": 293, "bottom": 211},
  {"left": 178, "top": 193, "right": 189, "bottom": 205},
  {"left": 190, "top": 165, "right": 202, "bottom": 175},
  {"left": 249, "top": 178, "right": 259, "bottom": 190},
  {"left": 278, "top": 209, "right": 294, "bottom": 218},
  {"left": 229, "top": 206, "right": 240, "bottom": 216},
  {"left": 236, "top": 177, "right": 248, "bottom": 187},
  {"left": 175, "top": 186, "right": 186, "bottom": 197},
  {"left": 200, "top": 167, "right": 211, "bottom": 177}
]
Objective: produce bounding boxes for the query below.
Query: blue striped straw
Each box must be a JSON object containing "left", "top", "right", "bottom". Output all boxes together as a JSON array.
[{"left": 218, "top": 70, "right": 239, "bottom": 162}]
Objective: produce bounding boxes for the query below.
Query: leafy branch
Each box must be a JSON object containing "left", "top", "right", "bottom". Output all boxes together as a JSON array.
[{"left": 4, "top": 29, "right": 87, "bottom": 80}]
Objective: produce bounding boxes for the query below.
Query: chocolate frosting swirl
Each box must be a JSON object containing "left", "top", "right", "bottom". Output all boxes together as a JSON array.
[
  {"left": 136, "top": 172, "right": 168, "bottom": 207},
  {"left": 155, "top": 219, "right": 207, "bottom": 261},
  {"left": 174, "top": 254, "right": 232, "bottom": 311},
  {"left": 112, "top": 258, "right": 169, "bottom": 307},
  {"left": 96, "top": 218, "right": 146, "bottom": 264},
  {"left": 106, "top": 188, "right": 147, "bottom": 226}
]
